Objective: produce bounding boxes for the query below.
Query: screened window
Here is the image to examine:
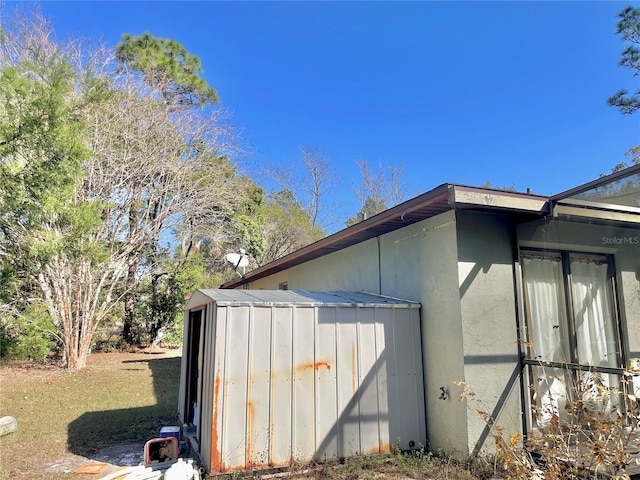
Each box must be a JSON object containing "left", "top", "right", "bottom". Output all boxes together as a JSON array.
[{"left": 520, "top": 250, "right": 623, "bottom": 427}]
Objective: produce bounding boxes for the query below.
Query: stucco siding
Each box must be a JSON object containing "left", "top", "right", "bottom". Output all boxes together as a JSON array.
[
  {"left": 246, "top": 269, "right": 289, "bottom": 290},
  {"left": 378, "top": 210, "right": 467, "bottom": 453},
  {"left": 455, "top": 211, "right": 522, "bottom": 454},
  {"left": 285, "top": 239, "right": 381, "bottom": 292}
]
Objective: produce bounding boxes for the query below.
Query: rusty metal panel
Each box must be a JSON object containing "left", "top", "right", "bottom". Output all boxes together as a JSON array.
[
  {"left": 201, "top": 304, "right": 219, "bottom": 473},
  {"left": 270, "top": 307, "right": 293, "bottom": 465},
  {"left": 186, "top": 290, "right": 425, "bottom": 473},
  {"left": 207, "top": 304, "right": 227, "bottom": 472},
  {"left": 292, "top": 306, "right": 316, "bottom": 462},
  {"left": 390, "top": 307, "right": 423, "bottom": 449},
  {"left": 375, "top": 310, "right": 391, "bottom": 451},
  {"left": 382, "top": 307, "right": 404, "bottom": 447},
  {"left": 336, "top": 307, "right": 360, "bottom": 457},
  {"left": 246, "top": 306, "right": 272, "bottom": 468},
  {"left": 357, "top": 310, "right": 382, "bottom": 454},
  {"left": 222, "top": 306, "right": 251, "bottom": 470},
  {"left": 315, "top": 308, "right": 338, "bottom": 460}
]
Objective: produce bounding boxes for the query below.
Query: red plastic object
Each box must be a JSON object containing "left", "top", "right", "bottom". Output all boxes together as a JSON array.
[{"left": 144, "top": 437, "right": 179, "bottom": 464}]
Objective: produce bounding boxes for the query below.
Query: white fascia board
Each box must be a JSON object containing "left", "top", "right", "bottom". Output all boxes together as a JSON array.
[
  {"left": 553, "top": 204, "right": 640, "bottom": 224},
  {"left": 451, "top": 186, "right": 549, "bottom": 213}
]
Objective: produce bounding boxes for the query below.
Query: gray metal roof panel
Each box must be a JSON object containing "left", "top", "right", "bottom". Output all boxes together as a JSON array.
[{"left": 192, "top": 289, "right": 420, "bottom": 308}]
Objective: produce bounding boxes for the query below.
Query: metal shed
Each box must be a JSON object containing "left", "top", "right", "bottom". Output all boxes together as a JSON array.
[{"left": 179, "top": 289, "right": 426, "bottom": 473}]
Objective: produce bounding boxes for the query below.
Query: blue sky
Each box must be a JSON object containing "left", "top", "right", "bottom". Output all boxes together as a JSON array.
[{"left": 26, "top": 1, "right": 640, "bottom": 225}]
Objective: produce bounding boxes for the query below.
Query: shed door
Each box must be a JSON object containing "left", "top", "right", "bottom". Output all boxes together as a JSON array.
[{"left": 185, "top": 308, "right": 204, "bottom": 426}]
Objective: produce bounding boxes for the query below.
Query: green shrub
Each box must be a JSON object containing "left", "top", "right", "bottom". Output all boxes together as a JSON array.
[
  {"left": 0, "top": 302, "right": 58, "bottom": 361},
  {"left": 160, "top": 310, "right": 184, "bottom": 348}
]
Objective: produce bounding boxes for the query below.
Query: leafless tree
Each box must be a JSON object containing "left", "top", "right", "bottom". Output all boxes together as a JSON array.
[
  {"left": 351, "top": 160, "right": 410, "bottom": 221},
  {"left": 263, "top": 145, "right": 338, "bottom": 229}
]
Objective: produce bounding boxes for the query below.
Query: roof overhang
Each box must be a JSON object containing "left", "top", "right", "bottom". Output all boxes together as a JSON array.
[
  {"left": 221, "top": 183, "right": 549, "bottom": 289},
  {"left": 450, "top": 185, "right": 549, "bottom": 213},
  {"left": 550, "top": 164, "right": 640, "bottom": 227}
]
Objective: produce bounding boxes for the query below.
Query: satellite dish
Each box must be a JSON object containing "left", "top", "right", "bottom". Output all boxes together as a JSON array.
[{"left": 226, "top": 252, "right": 249, "bottom": 268}]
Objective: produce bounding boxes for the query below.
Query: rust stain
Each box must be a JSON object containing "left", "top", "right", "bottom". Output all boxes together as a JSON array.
[
  {"left": 268, "top": 423, "right": 275, "bottom": 467},
  {"left": 379, "top": 440, "right": 391, "bottom": 453},
  {"left": 211, "top": 368, "right": 222, "bottom": 471},
  {"left": 297, "top": 361, "right": 331, "bottom": 371},
  {"left": 246, "top": 400, "right": 255, "bottom": 467},
  {"left": 246, "top": 459, "right": 291, "bottom": 469}
]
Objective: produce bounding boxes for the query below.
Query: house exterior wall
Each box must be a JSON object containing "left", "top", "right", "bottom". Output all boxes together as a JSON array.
[
  {"left": 377, "top": 210, "right": 467, "bottom": 453},
  {"left": 231, "top": 211, "right": 640, "bottom": 456},
  {"left": 248, "top": 238, "right": 381, "bottom": 292},
  {"left": 517, "top": 219, "right": 640, "bottom": 363},
  {"left": 246, "top": 269, "right": 289, "bottom": 290},
  {"left": 242, "top": 210, "right": 471, "bottom": 453},
  {"left": 455, "top": 211, "right": 522, "bottom": 454}
]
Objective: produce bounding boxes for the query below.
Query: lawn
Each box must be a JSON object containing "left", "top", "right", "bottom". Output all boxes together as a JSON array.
[
  {"left": 0, "top": 349, "right": 182, "bottom": 480},
  {"left": 0, "top": 349, "right": 503, "bottom": 480}
]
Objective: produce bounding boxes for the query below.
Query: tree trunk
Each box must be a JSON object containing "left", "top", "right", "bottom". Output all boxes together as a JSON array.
[
  {"left": 123, "top": 196, "right": 139, "bottom": 344},
  {"left": 39, "top": 256, "right": 126, "bottom": 371},
  {"left": 122, "top": 255, "right": 137, "bottom": 344}
]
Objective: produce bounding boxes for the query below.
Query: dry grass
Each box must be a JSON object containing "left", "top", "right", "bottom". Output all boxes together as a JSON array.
[
  {"left": 0, "top": 349, "right": 502, "bottom": 480},
  {"left": 293, "top": 450, "right": 503, "bottom": 480},
  {"left": 0, "top": 348, "right": 182, "bottom": 480}
]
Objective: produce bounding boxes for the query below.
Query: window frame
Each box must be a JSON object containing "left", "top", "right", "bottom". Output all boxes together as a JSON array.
[
  {"left": 519, "top": 247, "right": 626, "bottom": 375},
  {"left": 519, "top": 248, "right": 629, "bottom": 430}
]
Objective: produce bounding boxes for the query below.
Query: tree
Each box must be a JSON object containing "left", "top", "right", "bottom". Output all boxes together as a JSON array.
[
  {"left": 264, "top": 145, "right": 336, "bottom": 229},
  {"left": 0, "top": 14, "right": 113, "bottom": 369},
  {"left": 114, "top": 32, "right": 221, "bottom": 342},
  {"left": 481, "top": 181, "right": 517, "bottom": 192},
  {"left": 346, "top": 160, "right": 409, "bottom": 226},
  {"left": 610, "top": 145, "right": 640, "bottom": 172},
  {"left": 0, "top": 8, "right": 249, "bottom": 368},
  {"left": 86, "top": 80, "right": 249, "bottom": 346},
  {"left": 175, "top": 159, "right": 268, "bottom": 282},
  {"left": 115, "top": 32, "right": 219, "bottom": 109},
  {"left": 254, "top": 190, "right": 324, "bottom": 266},
  {"left": 607, "top": 6, "right": 640, "bottom": 114}
]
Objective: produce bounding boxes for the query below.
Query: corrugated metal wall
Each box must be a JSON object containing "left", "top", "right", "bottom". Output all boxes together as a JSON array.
[{"left": 184, "top": 292, "right": 426, "bottom": 473}]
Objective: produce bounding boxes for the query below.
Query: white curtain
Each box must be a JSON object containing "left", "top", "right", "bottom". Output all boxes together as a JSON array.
[
  {"left": 522, "top": 255, "right": 571, "bottom": 427},
  {"left": 570, "top": 258, "right": 617, "bottom": 369},
  {"left": 522, "top": 254, "right": 620, "bottom": 426},
  {"left": 570, "top": 258, "right": 620, "bottom": 417},
  {"left": 522, "top": 255, "right": 570, "bottom": 362}
]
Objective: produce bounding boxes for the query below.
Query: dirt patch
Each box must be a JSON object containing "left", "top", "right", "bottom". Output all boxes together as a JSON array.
[{"left": 43, "top": 441, "right": 145, "bottom": 473}]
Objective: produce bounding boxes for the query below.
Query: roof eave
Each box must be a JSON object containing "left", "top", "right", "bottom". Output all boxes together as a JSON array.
[
  {"left": 221, "top": 184, "right": 552, "bottom": 289},
  {"left": 221, "top": 183, "right": 454, "bottom": 288}
]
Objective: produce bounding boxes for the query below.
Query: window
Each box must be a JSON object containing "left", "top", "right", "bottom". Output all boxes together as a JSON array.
[
  {"left": 520, "top": 250, "right": 624, "bottom": 427},
  {"left": 278, "top": 281, "right": 288, "bottom": 290}
]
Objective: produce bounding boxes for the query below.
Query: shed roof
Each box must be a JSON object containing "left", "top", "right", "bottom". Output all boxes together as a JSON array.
[{"left": 186, "top": 289, "right": 420, "bottom": 310}]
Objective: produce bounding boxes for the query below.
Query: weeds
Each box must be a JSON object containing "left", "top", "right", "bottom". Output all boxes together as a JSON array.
[
  {"left": 292, "top": 448, "right": 502, "bottom": 480},
  {"left": 455, "top": 364, "right": 640, "bottom": 480}
]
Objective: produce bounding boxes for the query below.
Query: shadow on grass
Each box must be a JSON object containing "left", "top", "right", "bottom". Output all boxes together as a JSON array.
[{"left": 67, "top": 355, "right": 182, "bottom": 458}]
